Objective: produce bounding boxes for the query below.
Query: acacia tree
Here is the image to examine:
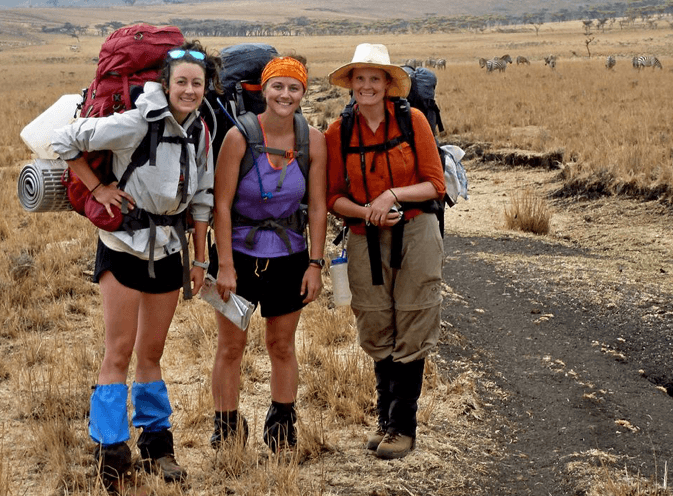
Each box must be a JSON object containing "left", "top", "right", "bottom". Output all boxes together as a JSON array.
[
  {"left": 582, "top": 19, "right": 593, "bottom": 35},
  {"left": 585, "top": 36, "right": 596, "bottom": 57},
  {"left": 523, "top": 12, "right": 545, "bottom": 35}
]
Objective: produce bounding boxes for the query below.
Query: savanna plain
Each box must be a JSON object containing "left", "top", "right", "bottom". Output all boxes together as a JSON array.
[{"left": 1, "top": 7, "right": 673, "bottom": 496}]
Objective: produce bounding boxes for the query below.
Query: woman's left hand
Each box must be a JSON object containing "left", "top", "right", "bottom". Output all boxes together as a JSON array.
[
  {"left": 190, "top": 266, "right": 205, "bottom": 296},
  {"left": 301, "top": 265, "right": 323, "bottom": 303}
]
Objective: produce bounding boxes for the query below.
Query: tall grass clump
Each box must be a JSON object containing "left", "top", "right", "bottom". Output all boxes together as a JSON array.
[{"left": 504, "top": 188, "right": 553, "bottom": 235}]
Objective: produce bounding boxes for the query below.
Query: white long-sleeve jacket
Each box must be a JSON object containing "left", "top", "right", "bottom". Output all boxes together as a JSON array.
[{"left": 52, "top": 82, "right": 214, "bottom": 260}]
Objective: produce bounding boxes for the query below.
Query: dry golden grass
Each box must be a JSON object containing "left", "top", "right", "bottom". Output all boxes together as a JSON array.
[
  {"left": 2, "top": 15, "right": 673, "bottom": 496},
  {"left": 504, "top": 187, "right": 553, "bottom": 234}
]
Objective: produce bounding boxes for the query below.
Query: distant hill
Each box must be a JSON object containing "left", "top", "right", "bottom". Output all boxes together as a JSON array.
[{"left": 3, "top": 0, "right": 672, "bottom": 24}]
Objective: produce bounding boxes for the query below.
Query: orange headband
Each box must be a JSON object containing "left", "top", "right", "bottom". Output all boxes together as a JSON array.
[{"left": 261, "top": 57, "right": 308, "bottom": 90}]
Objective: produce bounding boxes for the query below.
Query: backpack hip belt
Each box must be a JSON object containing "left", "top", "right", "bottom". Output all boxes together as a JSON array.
[
  {"left": 121, "top": 207, "right": 193, "bottom": 299},
  {"left": 231, "top": 208, "right": 307, "bottom": 255}
]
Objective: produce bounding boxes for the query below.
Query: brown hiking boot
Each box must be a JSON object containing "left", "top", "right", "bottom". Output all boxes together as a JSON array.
[
  {"left": 105, "top": 473, "right": 151, "bottom": 496},
  {"left": 366, "top": 425, "right": 386, "bottom": 451},
  {"left": 142, "top": 454, "right": 187, "bottom": 483},
  {"left": 375, "top": 432, "right": 415, "bottom": 459}
]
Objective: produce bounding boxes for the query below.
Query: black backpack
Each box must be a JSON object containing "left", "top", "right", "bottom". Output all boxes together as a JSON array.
[
  {"left": 402, "top": 65, "right": 444, "bottom": 135},
  {"left": 201, "top": 43, "right": 279, "bottom": 163}
]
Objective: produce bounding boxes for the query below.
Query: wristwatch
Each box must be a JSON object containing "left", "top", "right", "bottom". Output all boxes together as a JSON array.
[
  {"left": 192, "top": 260, "right": 209, "bottom": 269},
  {"left": 309, "top": 258, "right": 325, "bottom": 269}
]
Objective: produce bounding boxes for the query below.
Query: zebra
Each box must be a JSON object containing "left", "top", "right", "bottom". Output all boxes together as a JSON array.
[
  {"left": 544, "top": 54, "right": 557, "bottom": 69},
  {"left": 486, "top": 54, "right": 512, "bottom": 72},
  {"left": 605, "top": 55, "right": 616, "bottom": 70},
  {"left": 632, "top": 55, "right": 662, "bottom": 70},
  {"left": 478, "top": 57, "right": 487, "bottom": 69},
  {"left": 424, "top": 57, "right": 437, "bottom": 68},
  {"left": 435, "top": 58, "right": 446, "bottom": 70},
  {"left": 516, "top": 55, "right": 530, "bottom": 65},
  {"left": 405, "top": 58, "right": 422, "bottom": 69}
]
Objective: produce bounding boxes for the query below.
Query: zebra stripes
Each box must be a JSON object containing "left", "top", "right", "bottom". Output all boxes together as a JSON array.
[
  {"left": 632, "top": 55, "right": 662, "bottom": 70},
  {"left": 606, "top": 55, "right": 616, "bottom": 70},
  {"left": 485, "top": 54, "right": 512, "bottom": 72},
  {"left": 420, "top": 57, "right": 446, "bottom": 69}
]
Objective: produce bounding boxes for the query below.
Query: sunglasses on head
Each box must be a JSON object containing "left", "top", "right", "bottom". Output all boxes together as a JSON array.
[{"left": 167, "top": 49, "right": 206, "bottom": 61}]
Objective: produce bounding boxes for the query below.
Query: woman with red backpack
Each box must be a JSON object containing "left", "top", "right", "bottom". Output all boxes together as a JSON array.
[
  {"left": 51, "top": 40, "right": 221, "bottom": 491},
  {"left": 324, "top": 43, "right": 445, "bottom": 459}
]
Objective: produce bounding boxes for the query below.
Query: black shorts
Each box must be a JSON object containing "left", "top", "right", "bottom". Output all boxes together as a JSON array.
[
  {"left": 208, "top": 245, "right": 309, "bottom": 318},
  {"left": 94, "top": 238, "right": 183, "bottom": 294}
]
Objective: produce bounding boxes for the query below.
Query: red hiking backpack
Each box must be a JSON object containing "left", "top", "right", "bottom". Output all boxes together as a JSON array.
[{"left": 62, "top": 23, "right": 184, "bottom": 218}]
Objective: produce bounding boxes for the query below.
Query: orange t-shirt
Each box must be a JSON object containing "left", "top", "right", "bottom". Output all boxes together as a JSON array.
[{"left": 325, "top": 100, "right": 445, "bottom": 234}]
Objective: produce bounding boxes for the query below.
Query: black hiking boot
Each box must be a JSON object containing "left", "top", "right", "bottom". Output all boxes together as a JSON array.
[
  {"left": 367, "top": 356, "right": 393, "bottom": 451},
  {"left": 210, "top": 410, "right": 249, "bottom": 449},
  {"left": 94, "top": 442, "right": 149, "bottom": 495},
  {"left": 384, "top": 358, "right": 425, "bottom": 457},
  {"left": 263, "top": 401, "right": 297, "bottom": 454}
]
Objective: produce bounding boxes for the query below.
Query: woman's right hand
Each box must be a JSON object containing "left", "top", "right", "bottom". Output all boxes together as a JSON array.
[
  {"left": 216, "top": 266, "right": 237, "bottom": 302},
  {"left": 365, "top": 189, "right": 403, "bottom": 227},
  {"left": 92, "top": 181, "right": 135, "bottom": 217}
]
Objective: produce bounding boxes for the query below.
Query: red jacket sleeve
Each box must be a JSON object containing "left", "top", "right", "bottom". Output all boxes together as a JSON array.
[
  {"left": 325, "top": 118, "right": 348, "bottom": 213},
  {"left": 410, "top": 107, "right": 446, "bottom": 198}
]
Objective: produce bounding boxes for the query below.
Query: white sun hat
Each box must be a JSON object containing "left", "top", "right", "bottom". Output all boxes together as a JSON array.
[{"left": 328, "top": 43, "right": 411, "bottom": 98}]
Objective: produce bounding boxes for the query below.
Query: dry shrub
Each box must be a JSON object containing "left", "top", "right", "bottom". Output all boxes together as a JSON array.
[
  {"left": 301, "top": 344, "right": 374, "bottom": 424},
  {"left": 565, "top": 449, "right": 672, "bottom": 496},
  {"left": 299, "top": 294, "right": 373, "bottom": 424},
  {"left": 296, "top": 411, "right": 334, "bottom": 462},
  {"left": 504, "top": 188, "right": 552, "bottom": 235},
  {"left": 300, "top": 300, "right": 355, "bottom": 348}
]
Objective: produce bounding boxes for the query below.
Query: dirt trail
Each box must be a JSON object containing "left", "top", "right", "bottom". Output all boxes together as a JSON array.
[{"left": 438, "top": 161, "right": 673, "bottom": 494}]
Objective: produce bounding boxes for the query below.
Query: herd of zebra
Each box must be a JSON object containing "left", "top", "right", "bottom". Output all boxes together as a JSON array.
[
  {"left": 404, "top": 57, "right": 447, "bottom": 69},
  {"left": 401, "top": 53, "right": 663, "bottom": 73},
  {"left": 606, "top": 54, "right": 662, "bottom": 70},
  {"left": 475, "top": 53, "right": 662, "bottom": 72},
  {"left": 477, "top": 54, "right": 543, "bottom": 72}
]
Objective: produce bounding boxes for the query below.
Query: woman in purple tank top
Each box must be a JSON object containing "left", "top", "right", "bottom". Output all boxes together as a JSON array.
[{"left": 209, "top": 56, "right": 327, "bottom": 454}]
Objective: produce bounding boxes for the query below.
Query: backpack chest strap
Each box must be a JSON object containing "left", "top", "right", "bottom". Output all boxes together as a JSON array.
[{"left": 342, "top": 135, "right": 407, "bottom": 156}]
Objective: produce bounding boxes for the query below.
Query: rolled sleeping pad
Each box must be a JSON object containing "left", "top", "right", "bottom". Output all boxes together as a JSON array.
[{"left": 17, "top": 158, "right": 72, "bottom": 212}]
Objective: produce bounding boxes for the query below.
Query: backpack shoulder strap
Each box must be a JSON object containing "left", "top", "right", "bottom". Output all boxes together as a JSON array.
[
  {"left": 237, "top": 111, "right": 310, "bottom": 182},
  {"left": 293, "top": 112, "right": 310, "bottom": 182},
  {"left": 392, "top": 97, "right": 416, "bottom": 155},
  {"left": 237, "top": 111, "right": 263, "bottom": 181},
  {"left": 117, "top": 120, "right": 164, "bottom": 190},
  {"left": 339, "top": 98, "right": 356, "bottom": 166}
]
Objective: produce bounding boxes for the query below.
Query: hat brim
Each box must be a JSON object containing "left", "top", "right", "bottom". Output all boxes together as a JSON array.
[{"left": 328, "top": 62, "right": 411, "bottom": 98}]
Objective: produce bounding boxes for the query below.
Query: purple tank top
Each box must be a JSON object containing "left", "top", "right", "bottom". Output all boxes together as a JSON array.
[{"left": 232, "top": 145, "right": 307, "bottom": 258}]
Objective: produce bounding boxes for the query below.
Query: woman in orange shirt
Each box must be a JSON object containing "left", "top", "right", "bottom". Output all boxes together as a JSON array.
[{"left": 325, "top": 43, "right": 445, "bottom": 459}]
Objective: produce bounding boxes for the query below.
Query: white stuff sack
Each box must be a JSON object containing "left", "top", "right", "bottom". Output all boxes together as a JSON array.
[{"left": 440, "top": 144, "right": 469, "bottom": 205}]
